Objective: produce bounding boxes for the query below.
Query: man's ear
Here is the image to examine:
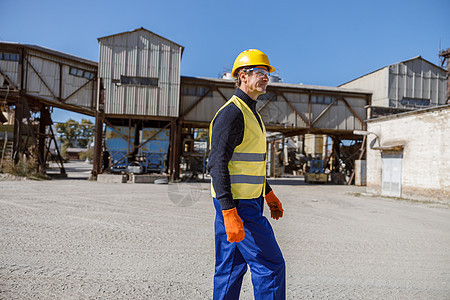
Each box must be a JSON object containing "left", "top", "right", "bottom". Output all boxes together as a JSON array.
[{"left": 239, "top": 71, "right": 247, "bottom": 84}]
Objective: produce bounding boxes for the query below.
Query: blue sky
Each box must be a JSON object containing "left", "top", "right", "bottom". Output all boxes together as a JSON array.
[{"left": 2, "top": 0, "right": 449, "bottom": 122}]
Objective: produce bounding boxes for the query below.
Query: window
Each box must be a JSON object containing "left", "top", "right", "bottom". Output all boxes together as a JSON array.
[
  {"left": 400, "top": 98, "right": 430, "bottom": 108},
  {"left": 0, "top": 52, "right": 19, "bottom": 61},
  {"left": 83, "top": 72, "right": 94, "bottom": 79},
  {"left": 120, "top": 75, "right": 158, "bottom": 87},
  {"left": 181, "top": 86, "right": 212, "bottom": 97},
  {"left": 311, "top": 95, "right": 335, "bottom": 105},
  {"left": 76, "top": 69, "right": 84, "bottom": 77},
  {"left": 69, "top": 66, "right": 95, "bottom": 79}
]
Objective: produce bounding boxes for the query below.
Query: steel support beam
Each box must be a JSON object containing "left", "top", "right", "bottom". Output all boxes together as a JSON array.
[
  {"left": 62, "top": 77, "right": 95, "bottom": 103},
  {"left": 59, "top": 63, "right": 63, "bottom": 100},
  {"left": 331, "top": 136, "right": 341, "bottom": 171},
  {"left": 215, "top": 87, "right": 229, "bottom": 102},
  {"left": 340, "top": 97, "right": 366, "bottom": 130},
  {"left": 307, "top": 93, "right": 312, "bottom": 127},
  {"left": 38, "top": 106, "right": 49, "bottom": 171},
  {"left": 279, "top": 92, "right": 309, "bottom": 126},
  {"left": 173, "top": 122, "right": 182, "bottom": 180},
  {"left": 310, "top": 99, "right": 337, "bottom": 127},
  {"left": 92, "top": 110, "right": 104, "bottom": 176},
  {"left": 347, "top": 135, "right": 366, "bottom": 185},
  {"left": 0, "top": 68, "right": 18, "bottom": 90},
  {"left": 169, "top": 120, "right": 176, "bottom": 179},
  {"left": 180, "top": 87, "right": 212, "bottom": 120},
  {"left": 12, "top": 96, "right": 24, "bottom": 164},
  {"left": 25, "top": 57, "right": 58, "bottom": 100},
  {"left": 17, "top": 48, "right": 24, "bottom": 91},
  {"left": 257, "top": 96, "right": 275, "bottom": 114}
]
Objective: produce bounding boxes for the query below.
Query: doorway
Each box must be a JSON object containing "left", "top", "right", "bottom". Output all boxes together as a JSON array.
[{"left": 381, "top": 152, "right": 403, "bottom": 197}]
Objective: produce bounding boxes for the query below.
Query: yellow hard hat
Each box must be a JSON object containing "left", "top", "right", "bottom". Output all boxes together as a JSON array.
[{"left": 231, "top": 49, "right": 276, "bottom": 78}]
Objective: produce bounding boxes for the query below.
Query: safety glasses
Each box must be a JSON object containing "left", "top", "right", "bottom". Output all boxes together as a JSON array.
[{"left": 244, "top": 67, "right": 270, "bottom": 78}]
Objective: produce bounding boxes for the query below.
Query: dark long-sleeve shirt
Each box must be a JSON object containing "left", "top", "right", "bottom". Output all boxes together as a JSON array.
[{"left": 207, "top": 88, "right": 273, "bottom": 210}]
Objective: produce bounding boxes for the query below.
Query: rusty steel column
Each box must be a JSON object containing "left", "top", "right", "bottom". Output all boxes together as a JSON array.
[
  {"left": 439, "top": 49, "right": 450, "bottom": 104},
  {"left": 38, "top": 106, "right": 50, "bottom": 171},
  {"left": 91, "top": 77, "right": 104, "bottom": 178},
  {"left": 169, "top": 119, "right": 176, "bottom": 180},
  {"left": 173, "top": 121, "right": 182, "bottom": 180},
  {"left": 12, "top": 96, "right": 24, "bottom": 164},
  {"left": 331, "top": 136, "right": 341, "bottom": 171},
  {"left": 92, "top": 110, "right": 104, "bottom": 177},
  {"left": 12, "top": 47, "right": 25, "bottom": 164}
]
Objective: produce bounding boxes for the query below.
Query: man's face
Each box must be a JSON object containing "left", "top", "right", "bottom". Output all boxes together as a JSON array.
[{"left": 240, "top": 66, "right": 269, "bottom": 99}]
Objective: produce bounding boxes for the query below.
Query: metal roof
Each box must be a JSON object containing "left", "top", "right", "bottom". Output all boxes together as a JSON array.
[
  {"left": 0, "top": 41, "right": 98, "bottom": 67},
  {"left": 98, "top": 27, "right": 185, "bottom": 57},
  {"left": 181, "top": 76, "right": 372, "bottom": 95},
  {"left": 339, "top": 56, "right": 447, "bottom": 87},
  {"left": 367, "top": 104, "right": 450, "bottom": 123}
]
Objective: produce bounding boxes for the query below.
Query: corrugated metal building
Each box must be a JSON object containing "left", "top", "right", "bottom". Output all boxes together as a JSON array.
[
  {"left": 180, "top": 76, "right": 370, "bottom": 136},
  {"left": 98, "top": 28, "right": 184, "bottom": 117},
  {"left": 365, "top": 105, "right": 450, "bottom": 202},
  {"left": 339, "top": 56, "right": 447, "bottom": 117},
  {"left": 94, "top": 28, "right": 184, "bottom": 177},
  {"left": 179, "top": 76, "right": 372, "bottom": 181},
  {"left": 1, "top": 30, "right": 374, "bottom": 180},
  {"left": 0, "top": 42, "right": 98, "bottom": 174},
  {"left": 0, "top": 42, "right": 98, "bottom": 113}
]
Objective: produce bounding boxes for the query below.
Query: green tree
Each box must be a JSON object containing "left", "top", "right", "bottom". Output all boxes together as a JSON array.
[
  {"left": 55, "top": 118, "right": 94, "bottom": 149},
  {"left": 78, "top": 119, "right": 94, "bottom": 148},
  {"left": 56, "top": 118, "right": 79, "bottom": 150}
]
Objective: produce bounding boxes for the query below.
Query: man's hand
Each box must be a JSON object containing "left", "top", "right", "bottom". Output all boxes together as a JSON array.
[
  {"left": 222, "top": 207, "right": 245, "bottom": 243},
  {"left": 265, "top": 191, "right": 284, "bottom": 220}
]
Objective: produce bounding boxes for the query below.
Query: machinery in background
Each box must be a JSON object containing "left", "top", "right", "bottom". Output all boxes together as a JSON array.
[
  {"left": 304, "top": 159, "right": 328, "bottom": 184},
  {"left": 104, "top": 126, "right": 170, "bottom": 175},
  {"left": 180, "top": 128, "right": 208, "bottom": 180}
]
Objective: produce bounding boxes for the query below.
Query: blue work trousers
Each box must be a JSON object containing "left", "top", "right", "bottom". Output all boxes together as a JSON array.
[{"left": 213, "top": 196, "right": 286, "bottom": 300}]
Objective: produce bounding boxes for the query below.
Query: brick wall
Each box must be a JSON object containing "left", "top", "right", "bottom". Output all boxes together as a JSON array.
[{"left": 366, "top": 107, "right": 450, "bottom": 202}]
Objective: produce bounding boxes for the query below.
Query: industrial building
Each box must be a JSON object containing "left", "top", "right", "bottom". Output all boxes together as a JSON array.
[
  {"left": 0, "top": 27, "right": 370, "bottom": 181},
  {"left": 1, "top": 28, "right": 448, "bottom": 195},
  {"left": 340, "top": 56, "right": 447, "bottom": 117},
  {"left": 365, "top": 105, "right": 449, "bottom": 202},
  {"left": 95, "top": 28, "right": 184, "bottom": 176},
  {"left": 179, "top": 76, "right": 371, "bottom": 181},
  {"left": 0, "top": 42, "right": 98, "bottom": 175},
  {"left": 342, "top": 53, "right": 449, "bottom": 201}
]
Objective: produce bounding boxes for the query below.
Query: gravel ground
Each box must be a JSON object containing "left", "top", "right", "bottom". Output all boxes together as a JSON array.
[{"left": 1, "top": 162, "right": 450, "bottom": 299}]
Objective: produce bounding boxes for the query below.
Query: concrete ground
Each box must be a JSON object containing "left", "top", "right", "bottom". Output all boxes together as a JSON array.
[{"left": 1, "top": 161, "right": 449, "bottom": 299}]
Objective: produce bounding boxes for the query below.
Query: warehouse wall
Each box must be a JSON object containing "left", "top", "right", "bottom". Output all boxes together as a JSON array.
[
  {"left": 366, "top": 106, "right": 450, "bottom": 202},
  {"left": 0, "top": 44, "right": 97, "bottom": 110},
  {"left": 340, "top": 57, "right": 447, "bottom": 109},
  {"left": 388, "top": 59, "right": 446, "bottom": 107},
  {"left": 98, "top": 28, "right": 183, "bottom": 117},
  {"left": 340, "top": 67, "right": 389, "bottom": 107}
]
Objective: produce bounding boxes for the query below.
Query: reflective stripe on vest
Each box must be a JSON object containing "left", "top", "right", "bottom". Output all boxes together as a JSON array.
[
  {"left": 230, "top": 174, "right": 265, "bottom": 185},
  {"left": 230, "top": 152, "right": 266, "bottom": 162}
]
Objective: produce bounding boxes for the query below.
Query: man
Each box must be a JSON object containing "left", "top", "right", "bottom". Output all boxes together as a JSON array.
[{"left": 207, "top": 49, "right": 286, "bottom": 299}]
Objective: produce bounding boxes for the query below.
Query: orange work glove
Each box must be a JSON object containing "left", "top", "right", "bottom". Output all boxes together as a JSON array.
[
  {"left": 265, "top": 190, "right": 284, "bottom": 220},
  {"left": 222, "top": 207, "right": 245, "bottom": 243}
]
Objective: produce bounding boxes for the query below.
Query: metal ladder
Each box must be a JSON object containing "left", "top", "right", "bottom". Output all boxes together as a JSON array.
[{"left": 1, "top": 132, "right": 13, "bottom": 168}]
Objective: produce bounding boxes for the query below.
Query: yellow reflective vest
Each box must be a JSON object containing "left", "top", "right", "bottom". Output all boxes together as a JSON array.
[{"left": 210, "top": 95, "right": 267, "bottom": 200}]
